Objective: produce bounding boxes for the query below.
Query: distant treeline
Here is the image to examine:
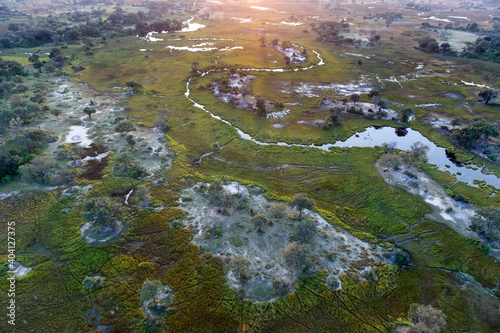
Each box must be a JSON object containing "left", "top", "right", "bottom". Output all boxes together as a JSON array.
[
  {"left": 0, "top": 3, "right": 196, "bottom": 48},
  {"left": 418, "top": 19, "right": 500, "bottom": 63},
  {"left": 312, "top": 20, "right": 380, "bottom": 47}
]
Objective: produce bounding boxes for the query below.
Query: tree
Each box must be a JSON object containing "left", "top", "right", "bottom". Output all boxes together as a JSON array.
[
  {"left": 20, "top": 155, "right": 75, "bottom": 185},
  {"left": 289, "top": 193, "right": 315, "bottom": 217},
  {"left": 191, "top": 62, "right": 199, "bottom": 73},
  {"left": 83, "top": 107, "right": 96, "bottom": 119},
  {"left": 83, "top": 197, "right": 126, "bottom": 228},
  {"left": 281, "top": 41, "right": 291, "bottom": 50},
  {"left": 134, "top": 186, "right": 151, "bottom": 209},
  {"left": 283, "top": 242, "right": 311, "bottom": 272},
  {"left": 406, "top": 141, "right": 429, "bottom": 166},
  {"left": 268, "top": 202, "right": 287, "bottom": 220},
  {"left": 407, "top": 303, "right": 447, "bottom": 333},
  {"left": 15, "top": 84, "right": 29, "bottom": 96},
  {"left": 478, "top": 89, "right": 498, "bottom": 104},
  {"left": 258, "top": 36, "right": 267, "bottom": 47},
  {"left": 125, "top": 135, "right": 136, "bottom": 149},
  {"left": 154, "top": 111, "right": 170, "bottom": 133},
  {"left": 115, "top": 120, "right": 136, "bottom": 134},
  {"left": 255, "top": 98, "right": 267, "bottom": 116},
  {"left": 350, "top": 94, "right": 360, "bottom": 106},
  {"left": 50, "top": 108, "right": 63, "bottom": 119},
  {"left": 251, "top": 214, "right": 270, "bottom": 232},
  {"left": 208, "top": 182, "right": 238, "bottom": 215},
  {"left": 115, "top": 150, "right": 135, "bottom": 172},
  {"left": 401, "top": 108, "right": 414, "bottom": 123},
  {"left": 373, "top": 96, "right": 388, "bottom": 113},
  {"left": 470, "top": 207, "right": 500, "bottom": 242},
  {"left": 451, "top": 117, "right": 461, "bottom": 131},
  {"left": 292, "top": 219, "right": 317, "bottom": 243},
  {"left": 125, "top": 80, "right": 143, "bottom": 94},
  {"left": 228, "top": 256, "right": 251, "bottom": 282},
  {"left": 451, "top": 120, "right": 499, "bottom": 149},
  {"left": 28, "top": 54, "right": 40, "bottom": 63},
  {"left": 271, "top": 38, "right": 279, "bottom": 47},
  {"left": 283, "top": 56, "right": 291, "bottom": 66}
]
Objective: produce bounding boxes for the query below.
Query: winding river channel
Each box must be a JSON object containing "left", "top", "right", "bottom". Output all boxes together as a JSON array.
[{"left": 185, "top": 69, "right": 499, "bottom": 187}]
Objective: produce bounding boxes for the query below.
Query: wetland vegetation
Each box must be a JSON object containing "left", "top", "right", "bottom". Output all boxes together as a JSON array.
[{"left": 0, "top": 0, "right": 499, "bottom": 332}]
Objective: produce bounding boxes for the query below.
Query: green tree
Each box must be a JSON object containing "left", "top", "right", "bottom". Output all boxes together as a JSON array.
[
  {"left": 228, "top": 256, "right": 251, "bottom": 281},
  {"left": 125, "top": 80, "right": 143, "bottom": 94},
  {"left": 451, "top": 120, "right": 499, "bottom": 149},
  {"left": 350, "top": 93, "right": 360, "bottom": 106},
  {"left": 83, "top": 107, "right": 96, "bottom": 119},
  {"left": 470, "top": 207, "right": 500, "bottom": 242},
  {"left": 289, "top": 193, "right": 315, "bottom": 217},
  {"left": 82, "top": 197, "right": 126, "bottom": 228},
  {"left": 478, "top": 89, "right": 498, "bottom": 104},
  {"left": 115, "top": 120, "right": 136, "bottom": 134},
  {"left": 268, "top": 202, "right": 287, "bottom": 220},
  {"left": 283, "top": 242, "right": 312, "bottom": 272},
  {"left": 251, "top": 214, "right": 270, "bottom": 232},
  {"left": 50, "top": 108, "right": 62, "bottom": 119},
  {"left": 292, "top": 219, "right": 317, "bottom": 243},
  {"left": 406, "top": 141, "right": 429, "bottom": 166},
  {"left": 28, "top": 54, "right": 40, "bottom": 63},
  {"left": 115, "top": 150, "right": 135, "bottom": 172},
  {"left": 401, "top": 108, "right": 414, "bottom": 123},
  {"left": 125, "top": 134, "right": 136, "bottom": 149},
  {"left": 451, "top": 117, "right": 461, "bottom": 131},
  {"left": 255, "top": 98, "right": 267, "bottom": 116},
  {"left": 20, "top": 155, "right": 75, "bottom": 184}
]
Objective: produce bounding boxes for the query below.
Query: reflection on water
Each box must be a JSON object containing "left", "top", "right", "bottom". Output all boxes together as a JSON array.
[{"left": 334, "top": 127, "right": 499, "bottom": 187}]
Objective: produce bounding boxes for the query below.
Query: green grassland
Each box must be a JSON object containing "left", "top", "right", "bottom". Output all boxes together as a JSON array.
[{"left": 1, "top": 2, "right": 500, "bottom": 332}]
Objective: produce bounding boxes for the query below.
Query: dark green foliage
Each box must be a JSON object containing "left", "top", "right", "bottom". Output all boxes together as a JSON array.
[
  {"left": 451, "top": 120, "right": 499, "bottom": 149},
  {"left": 289, "top": 193, "right": 315, "bottom": 217},
  {"left": 255, "top": 98, "right": 267, "bottom": 116},
  {"left": 82, "top": 196, "right": 126, "bottom": 228},
  {"left": 461, "top": 33, "right": 500, "bottom": 63},
  {"left": 406, "top": 141, "right": 429, "bottom": 166},
  {"left": 394, "top": 249, "right": 407, "bottom": 266},
  {"left": 114, "top": 149, "right": 147, "bottom": 179},
  {"left": 207, "top": 181, "right": 238, "bottom": 215},
  {"left": 401, "top": 108, "right": 414, "bottom": 123},
  {"left": 125, "top": 134, "right": 136, "bottom": 149},
  {"left": 228, "top": 256, "right": 251, "bottom": 281},
  {"left": 125, "top": 80, "right": 143, "bottom": 94},
  {"left": 292, "top": 219, "right": 317, "bottom": 243},
  {"left": 251, "top": 214, "right": 270, "bottom": 232},
  {"left": 20, "top": 155, "right": 75, "bottom": 185},
  {"left": 83, "top": 106, "right": 96, "bottom": 119},
  {"left": 470, "top": 207, "right": 500, "bottom": 243},
  {"left": 283, "top": 242, "right": 312, "bottom": 272},
  {"left": 478, "top": 89, "right": 498, "bottom": 104},
  {"left": 115, "top": 120, "right": 136, "bottom": 134}
]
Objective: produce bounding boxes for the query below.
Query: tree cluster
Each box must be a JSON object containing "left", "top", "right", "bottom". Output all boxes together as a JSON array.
[{"left": 451, "top": 120, "right": 499, "bottom": 150}]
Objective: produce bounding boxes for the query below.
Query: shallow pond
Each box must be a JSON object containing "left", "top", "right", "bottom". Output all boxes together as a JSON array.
[{"left": 333, "top": 126, "right": 499, "bottom": 187}]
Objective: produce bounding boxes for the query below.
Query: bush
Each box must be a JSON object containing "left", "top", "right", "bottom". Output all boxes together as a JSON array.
[
  {"left": 268, "top": 202, "right": 287, "bottom": 220},
  {"left": 251, "top": 214, "right": 270, "bottom": 232},
  {"left": 283, "top": 242, "right": 312, "bottom": 272},
  {"left": 291, "top": 219, "right": 317, "bottom": 243}
]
